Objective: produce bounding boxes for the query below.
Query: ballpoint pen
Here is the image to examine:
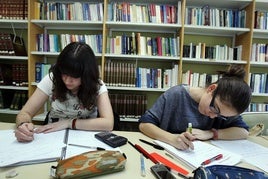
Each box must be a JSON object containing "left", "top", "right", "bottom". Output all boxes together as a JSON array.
[
  {"left": 68, "top": 143, "right": 105, "bottom": 150},
  {"left": 135, "top": 144, "right": 159, "bottom": 164},
  {"left": 140, "top": 154, "right": 146, "bottom": 177},
  {"left": 128, "top": 141, "right": 158, "bottom": 164},
  {"left": 201, "top": 154, "right": 223, "bottom": 166},
  {"left": 139, "top": 139, "right": 164, "bottom": 150}
]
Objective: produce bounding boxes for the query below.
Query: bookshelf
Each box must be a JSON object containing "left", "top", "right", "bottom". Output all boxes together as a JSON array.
[
  {"left": 0, "top": 12, "right": 28, "bottom": 114},
  {"left": 1, "top": 0, "right": 268, "bottom": 127}
]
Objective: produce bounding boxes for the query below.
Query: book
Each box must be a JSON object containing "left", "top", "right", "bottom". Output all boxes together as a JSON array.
[{"left": 154, "top": 140, "right": 242, "bottom": 169}]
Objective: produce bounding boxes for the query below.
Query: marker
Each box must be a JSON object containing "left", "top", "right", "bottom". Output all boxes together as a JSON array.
[
  {"left": 140, "top": 154, "right": 146, "bottom": 177},
  {"left": 68, "top": 143, "right": 105, "bottom": 150},
  {"left": 201, "top": 154, "right": 223, "bottom": 166},
  {"left": 187, "top": 123, "right": 192, "bottom": 134}
]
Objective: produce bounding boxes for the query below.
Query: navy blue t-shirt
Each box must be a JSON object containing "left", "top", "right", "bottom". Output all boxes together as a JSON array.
[{"left": 139, "top": 85, "right": 249, "bottom": 133}]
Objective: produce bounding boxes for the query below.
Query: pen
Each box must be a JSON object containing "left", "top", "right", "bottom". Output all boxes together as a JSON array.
[
  {"left": 140, "top": 154, "right": 146, "bottom": 177},
  {"left": 201, "top": 154, "right": 223, "bottom": 166},
  {"left": 68, "top": 143, "right": 105, "bottom": 150},
  {"left": 128, "top": 141, "right": 140, "bottom": 153},
  {"left": 135, "top": 144, "right": 158, "bottom": 164},
  {"left": 187, "top": 123, "right": 192, "bottom": 134},
  {"left": 139, "top": 139, "right": 164, "bottom": 150}
]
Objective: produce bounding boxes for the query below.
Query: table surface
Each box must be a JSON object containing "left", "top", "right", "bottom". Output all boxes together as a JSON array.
[{"left": 0, "top": 122, "right": 267, "bottom": 179}]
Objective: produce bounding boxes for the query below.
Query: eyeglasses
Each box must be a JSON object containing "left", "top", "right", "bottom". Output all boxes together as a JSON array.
[{"left": 209, "top": 89, "right": 228, "bottom": 120}]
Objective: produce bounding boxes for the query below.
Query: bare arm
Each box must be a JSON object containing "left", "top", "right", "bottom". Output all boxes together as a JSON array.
[
  {"left": 76, "top": 91, "right": 114, "bottom": 131},
  {"left": 35, "top": 91, "right": 114, "bottom": 133},
  {"left": 15, "top": 88, "right": 49, "bottom": 142},
  {"left": 189, "top": 127, "right": 249, "bottom": 141},
  {"left": 139, "top": 123, "right": 196, "bottom": 150}
]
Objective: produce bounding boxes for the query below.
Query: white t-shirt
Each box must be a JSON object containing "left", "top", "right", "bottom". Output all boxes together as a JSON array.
[{"left": 37, "top": 74, "right": 108, "bottom": 123}]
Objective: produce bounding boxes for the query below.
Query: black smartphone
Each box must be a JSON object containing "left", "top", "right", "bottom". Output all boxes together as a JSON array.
[
  {"left": 95, "top": 132, "right": 128, "bottom": 148},
  {"left": 151, "top": 164, "right": 176, "bottom": 179}
]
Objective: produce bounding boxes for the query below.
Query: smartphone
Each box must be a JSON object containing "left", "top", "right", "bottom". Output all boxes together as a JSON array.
[{"left": 151, "top": 164, "right": 176, "bottom": 179}]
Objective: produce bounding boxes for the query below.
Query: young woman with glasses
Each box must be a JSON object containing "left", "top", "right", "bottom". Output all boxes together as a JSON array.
[{"left": 139, "top": 65, "right": 252, "bottom": 150}]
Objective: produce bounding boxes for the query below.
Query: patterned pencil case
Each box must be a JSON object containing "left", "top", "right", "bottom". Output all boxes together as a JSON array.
[{"left": 51, "top": 150, "right": 127, "bottom": 179}]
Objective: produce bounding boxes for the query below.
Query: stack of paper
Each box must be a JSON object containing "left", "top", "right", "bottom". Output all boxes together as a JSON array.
[
  {"left": 0, "top": 130, "right": 66, "bottom": 167},
  {"left": 154, "top": 140, "right": 242, "bottom": 169},
  {"left": 0, "top": 129, "right": 121, "bottom": 167},
  {"left": 212, "top": 139, "right": 268, "bottom": 172}
]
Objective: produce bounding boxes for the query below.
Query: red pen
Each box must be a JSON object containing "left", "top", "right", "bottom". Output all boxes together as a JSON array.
[
  {"left": 201, "top": 154, "right": 223, "bottom": 166},
  {"left": 135, "top": 144, "right": 158, "bottom": 164}
]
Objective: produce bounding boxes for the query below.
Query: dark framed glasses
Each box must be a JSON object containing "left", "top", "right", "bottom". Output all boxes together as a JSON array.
[{"left": 209, "top": 89, "right": 238, "bottom": 120}]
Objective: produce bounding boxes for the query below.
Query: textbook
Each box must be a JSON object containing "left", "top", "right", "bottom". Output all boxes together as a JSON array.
[
  {"left": 154, "top": 140, "right": 242, "bottom": 169},
  {"left": 0, "top": 129, "right": 120, "bottom": 167}
]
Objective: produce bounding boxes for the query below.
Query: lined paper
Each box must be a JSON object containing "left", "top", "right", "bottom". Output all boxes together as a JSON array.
[
  {"left": 212, "top": 139, "right": 268, "bottom": 172},
  {"left": 0, "top": 130, "right": 65, "bottom": 167},
  {"left": 154, "top": 140, "right": 242, "bottom": 169}
]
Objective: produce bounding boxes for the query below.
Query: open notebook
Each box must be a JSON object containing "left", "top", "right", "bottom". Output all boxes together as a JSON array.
[
  {"left": 0, "top": 129, "right": 120, "bottom": 167},
  {"left": 154, "top": 140, "right": 242, "bottom": 169}
]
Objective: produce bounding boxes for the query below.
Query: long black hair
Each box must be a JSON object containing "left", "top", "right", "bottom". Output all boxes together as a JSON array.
[
  {"left": 212, "top": 65, "right": 252, "bottom": 114},
  {"left": 49, "top": 42, "right": 101, "bottom": 110}
]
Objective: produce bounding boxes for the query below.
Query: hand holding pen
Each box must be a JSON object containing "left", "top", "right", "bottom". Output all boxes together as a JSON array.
[{"left": 15, "top": 122, "right": 35, "bottom": 142}]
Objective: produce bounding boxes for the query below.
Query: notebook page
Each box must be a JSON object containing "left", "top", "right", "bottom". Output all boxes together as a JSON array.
[
  {"left": 212, "top": 140, "right": 268, "bottom": 172},
  {"left": 0, "top": 130, "right": 66, "bottom": 167},
  {"left": 65, "top": 130, "right": 121, "bottom": 158},
  {"left": 154, "top": 140, "right": 242, "bottom": 169}
]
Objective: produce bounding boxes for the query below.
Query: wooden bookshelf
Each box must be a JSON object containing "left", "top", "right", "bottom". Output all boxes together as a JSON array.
[{"left": 1, "top": 0, "right": 268, "bottom": 119}]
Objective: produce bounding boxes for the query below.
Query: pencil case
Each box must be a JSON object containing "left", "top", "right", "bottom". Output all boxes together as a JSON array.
[{"left": 51, "top": 150, "right": 127, "bottom": 179}]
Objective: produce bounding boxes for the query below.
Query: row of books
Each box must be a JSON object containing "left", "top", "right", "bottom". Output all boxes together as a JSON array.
[
  {"left": 182, "top": 71, "right": 220, "bottom": 88},
  {"left": 185, "top": 6, "right": 246, "bottom": 28},
  {"left": 34, "top": 2, "right": 103, "bottom": 21},
  {"left": 35, "top": 63, "right": 51, "bottom": 83},
  {"left": 251, "top": 43, "right": 268, "bottom": 63},
  {"left": 254, "top": 11, "right": 268, "bottom": 30},
  {"left": 0, "top": 33, "right": 27, "bottom": 56},
  {"left": 0, "top": 90, "right": 27, "bottom": 110},
  {"left": 104, "top": 61, "right": 178, "bottom": 89},
  {"left": 247, "top": 103, "right": 268, "bottom": 112},
  {"left": 0, "top": 0, "right": 27, "bottom": 20},
  {"left": 104, "top": 62, "right": 135, "bottom": 87},
  {"left": 107, "top": 33, "right": 179, "bottom": 57},
  {"left": 36, "top": 34, "right": 102, "bottom": 54},
  {"left": 183, "top": 43, "right": 242, "bottom": 61},
  {"left": 0, "top": 63, "right": 28, "bottom": 87},
  {"left": 109, "top": 93, "right": 147, "bottom": 119},
  {"left": 249, "top": 73, "right": 268, "bottom": 94},
  {"left": 107, "top": 2, "right": 181, "bottom": 24}
]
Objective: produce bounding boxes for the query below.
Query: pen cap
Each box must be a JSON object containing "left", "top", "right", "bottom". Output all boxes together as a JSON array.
[{"left": 188, "top": 123, "right": 192, "bottom": 128}]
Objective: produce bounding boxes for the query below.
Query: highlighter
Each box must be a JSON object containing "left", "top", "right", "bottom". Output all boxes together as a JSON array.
[{"left": 187, "top": 123, "right": 192, "bottom": 134}]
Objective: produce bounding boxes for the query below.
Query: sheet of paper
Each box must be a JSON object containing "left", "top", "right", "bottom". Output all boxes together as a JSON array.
[
  {"left": 65, "top": 130, "right": 121, "bottom": 158},
  {"left": 154, "top": 140, "right": 242, "bottom": 169},
  {"left": 211, "top": 140, "right": 268, "bottom": 172},
  {"left": 0, "top": 130, "right": 66, "bottom": 167}
]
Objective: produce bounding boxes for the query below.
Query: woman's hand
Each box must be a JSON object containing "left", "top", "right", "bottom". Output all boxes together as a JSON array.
[
  {"left": 15, "top": 122, "right": 35, "bottom": 142},
  {"left": 35, "top": 120, "right": 69, "bottom": 133},
  {"left": 191, "top": 128, "right": 213, "bottom": 140},
  {"left": 171, "top": 132, "right": 196, "bottom": 150}
]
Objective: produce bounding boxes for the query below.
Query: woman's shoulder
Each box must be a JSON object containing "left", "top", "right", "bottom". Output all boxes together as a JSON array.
[{"left": 165, "top": 84, "right": 189, "bottom": 94}]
